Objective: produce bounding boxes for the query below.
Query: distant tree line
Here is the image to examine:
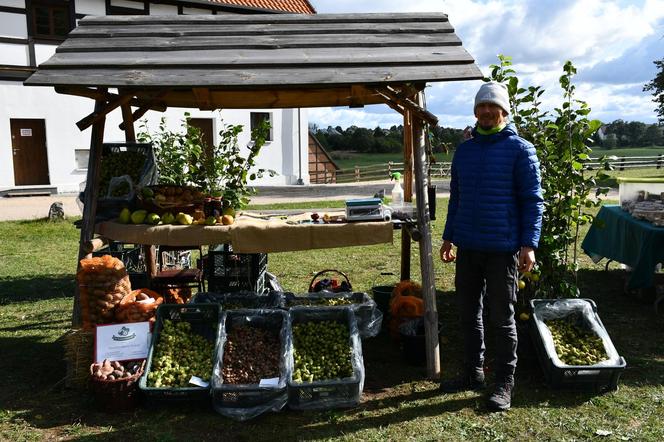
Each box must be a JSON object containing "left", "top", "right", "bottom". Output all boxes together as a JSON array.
[
  {"left": 594, "top": 120, "right": 664, "bottom": 149},
  {"left": 310, "top": 124, "right": 465, "bottom": 154}
]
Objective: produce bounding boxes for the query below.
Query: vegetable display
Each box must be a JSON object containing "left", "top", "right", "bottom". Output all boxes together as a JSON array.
[
  {"left": 222, "top": 326, "right": 281, "bottom": 384},
  {"left": 292, "top": 321, "right": 353, "bottom": 383},
  {"left": 546, "top": 316, "right": 608, "bottom": 366},
  {"left": 91, "top": 359, "right": 143, "bottom": 381},
  {"left": 147, "top": 320, "right": 214, "bottom": 388}
]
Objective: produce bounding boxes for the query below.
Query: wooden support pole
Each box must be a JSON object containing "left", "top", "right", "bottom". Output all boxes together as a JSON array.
[
  {"left": 401, "top": 108, "right": 414, "bottom": 281},
  {"left": 121, "top": 104, "right": 136, "bottom": 142},
  {"left": 412, "top": 92, "right": 440, "bottom": 379},
  {"left": 77, "top": 93, "right": 132, "bottom": 131},
  {"left": 73, "top": 96, "right": 107, "bottom": 327}
]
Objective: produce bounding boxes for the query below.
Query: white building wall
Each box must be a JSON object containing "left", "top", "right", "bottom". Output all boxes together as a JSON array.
[
  {"left": 0, "top": 0, "right": 310, "bottom": 192},
  {"left": 76, "top": 0, "right": 106, "bottom": 16},
  {"left": 0, "top": 0, "right": 26, "bottom": 9},
  {"left": 149, "top": 4, "right": 178, "bottom": 15},
  {"left": 0, "top": 12, "right": 27, "bottom": 39}
]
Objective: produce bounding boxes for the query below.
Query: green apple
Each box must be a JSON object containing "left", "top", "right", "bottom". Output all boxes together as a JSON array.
[
  {"left": 118, "top": 207, "right": 131, "bottom": 224},
  {"left": 146, "top": 213, "right": 161, "bottom": 225},
  {"left": 161, "top": 212, "right": 175, "bottom": 224},
  {"left": 176, "top": 212, "right": 193, "bottom": 225},
  {"left": 204, "top": 216, "right": 216, "bottom": 226},
  {"left": 141, "top": 187, "right": 154, "bottom": 198},
  {"left": 130, "top": 209, "right": 148, "bottom": 224},
  {"left": 222, "top": 206, "right": 236, "bottom": 217}
]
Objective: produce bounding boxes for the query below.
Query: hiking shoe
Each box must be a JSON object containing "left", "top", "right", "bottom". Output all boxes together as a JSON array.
[
  {"left": 440, "top": 370, "right": 486, "bottom": 393},
  {"left": 487, "top": 377, "right": 514, "bottom": 411}
]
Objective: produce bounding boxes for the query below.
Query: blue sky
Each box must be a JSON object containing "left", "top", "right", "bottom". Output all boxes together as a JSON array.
[{"left": 307, "top": 0, "right": 664, "bottom": 129}]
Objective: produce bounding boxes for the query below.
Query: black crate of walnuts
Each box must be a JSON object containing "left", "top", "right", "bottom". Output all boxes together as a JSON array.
[
  {"left": 138, "top": 304, "right": 220, "bottom": 402},
  {"left": 211, "top": 309, "right": 292, "bottom": 420},
  {"left": 529, "top": 298, "right": 626, "bottom": 393},
  {"left": 287, "top": 307, "right": 365, "bottom": 410}
]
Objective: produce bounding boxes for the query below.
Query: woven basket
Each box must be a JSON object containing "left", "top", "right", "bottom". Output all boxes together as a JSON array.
[
  {"left": 89, "top": 360, "right": 145, "bottom": 412},
  {"left": 63, "top": 329, "right": 95, "bottom": 389}
]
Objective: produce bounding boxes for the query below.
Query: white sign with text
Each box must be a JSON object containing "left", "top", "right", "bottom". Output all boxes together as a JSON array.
[{"left": 95, "top": 322, "right": 152, "bottom": 362}]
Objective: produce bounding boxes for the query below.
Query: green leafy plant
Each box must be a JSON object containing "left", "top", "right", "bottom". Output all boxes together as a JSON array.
[
  {"left": 487, "top": 55, "right": 609, "bottom": 298},
  {"left": 138, "top": 114, "right": 275, "bottom": 208},
  {"left": 216, "top": 119, "right": 276, "bottom": 209},
  {"left": 137, "top": 112, "right": 205, "bottom": 186}
]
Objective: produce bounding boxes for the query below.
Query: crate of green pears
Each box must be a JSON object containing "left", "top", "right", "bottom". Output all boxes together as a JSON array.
[
  {"left": 287, "top": 307, "right": 364, "bottom": 410},
  {"left": 529, "top": 298, "right": 626, "bottom": 392},
  {"left": 139, "top": 303, "right": 220, "bottom": 401}
]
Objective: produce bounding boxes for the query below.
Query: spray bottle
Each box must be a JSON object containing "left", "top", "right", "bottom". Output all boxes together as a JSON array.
[{"left": 391, "top": 172, "right": 404, "bottom": 206}]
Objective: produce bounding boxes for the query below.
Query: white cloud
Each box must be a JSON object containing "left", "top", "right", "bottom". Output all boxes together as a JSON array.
[{"left": 307, "top": 0, "right": 664, "bottom": 128}]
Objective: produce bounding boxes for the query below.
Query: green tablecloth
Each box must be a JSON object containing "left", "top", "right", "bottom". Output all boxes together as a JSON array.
[{"left": 582, "top": 205, "right": 664, "bottom": 289}]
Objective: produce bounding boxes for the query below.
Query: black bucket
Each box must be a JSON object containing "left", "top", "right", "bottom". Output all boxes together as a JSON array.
[
  {"left": 371, "top": 285, "right": 394, "bottom": 318},
  {"left": 399, "top": 317, "right": 426, "bottom": 366},
  {"left": 428, "top": 185, "right": 437, "bottom": 220}
]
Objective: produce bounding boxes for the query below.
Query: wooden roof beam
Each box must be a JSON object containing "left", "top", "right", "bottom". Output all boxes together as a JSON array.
[
  {"left": 375, "top": 86, "right": 438, "bottom": 125},
  {"left": 118, "top": 90, "right": 169, "bottom": 131},
  {"left": 56, "top": 86, "right": 168, "bottom": 113},
  {"left": 193, "top": 87, "right": 214, "bottom": 110},
  {"left": 76, "top": 93, "right": 133, "bottom": 131}
]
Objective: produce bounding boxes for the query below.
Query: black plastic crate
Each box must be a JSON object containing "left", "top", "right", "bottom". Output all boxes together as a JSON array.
[
  {"left": 92, "top": 242, "right": 148, "bottom": 288},
  {"left": 138, "top": 304, "right": 220, "bottom": 401},
  {"left": 287, "top": 307, "right": 364, "bottom": 410},
  {"left": 190, "top": 291, "right": 281, "bottom": 310},
  {"left": 282, "top": 292, "right": 381, "bottom": 339},
  {"left": 205, "top": 245, "right": 267, "bottom": 294},
  {"left": 529, "top": 298, "right": 626, "bottom": 393},
  {"left": 211, "top": 309, "right": 291, "bottom": 419}
]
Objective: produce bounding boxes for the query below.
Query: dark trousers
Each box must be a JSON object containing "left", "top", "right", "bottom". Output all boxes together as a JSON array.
[{"left": 455, "top": 247, "right": 519, "bottom": 381}]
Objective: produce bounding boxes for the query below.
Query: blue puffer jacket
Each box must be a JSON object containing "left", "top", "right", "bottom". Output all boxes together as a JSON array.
[{"left": 442, "top": 123, "right": 543, "bottom": 252}]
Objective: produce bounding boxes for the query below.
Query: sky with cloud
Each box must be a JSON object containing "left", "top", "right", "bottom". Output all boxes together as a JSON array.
[{"left": 307, "top": 0, "right": 664, "bottom": 129}]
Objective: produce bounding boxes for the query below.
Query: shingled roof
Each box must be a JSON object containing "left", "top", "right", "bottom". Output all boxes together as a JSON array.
[
  {"left": 208, "top": 0, "right": 315, "bottom": 14},
  {"left": 25, "top": 13, "right": 482, "bottom": 111}
]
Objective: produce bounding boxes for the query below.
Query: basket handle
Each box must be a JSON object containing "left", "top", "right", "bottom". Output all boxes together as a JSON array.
[
  {"left": 372, "top": 272, "right": 396, "bottom": 287},
  {"left": 308, "top": 269, "right": 351, "bottom": 292}
]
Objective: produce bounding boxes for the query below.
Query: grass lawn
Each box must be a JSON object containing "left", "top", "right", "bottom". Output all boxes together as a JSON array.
[{"left": 1, "top": 200, "right": 663, "bottom": 441}]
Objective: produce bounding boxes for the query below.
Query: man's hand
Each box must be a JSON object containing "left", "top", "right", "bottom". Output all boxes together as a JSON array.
[
  {"left": 519, "top": 246, "right": 536, "bottom": 273},
  {"left": 440, "top": 240, "right": 456, "bottom": 263}
]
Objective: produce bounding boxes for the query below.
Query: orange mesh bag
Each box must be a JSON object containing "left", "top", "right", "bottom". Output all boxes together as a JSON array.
[
  {"left": 115, "top": 288, "right": 163, "bottom": 324},
  {"left": 77, "top": 255, "right": 131, "bottom": 329}
]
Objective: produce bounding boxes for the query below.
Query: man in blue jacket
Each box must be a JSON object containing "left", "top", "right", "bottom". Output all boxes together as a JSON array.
[{"left": 440, "top": 81, "right": 543, "bottom": 411}]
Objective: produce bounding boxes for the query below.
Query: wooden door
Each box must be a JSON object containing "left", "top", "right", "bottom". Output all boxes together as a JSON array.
[
  {"left": 10, "top": 119, "right": 50, "bottom": 185},
  {"left": 188, "top": 118, "right": 214, "bottom": 156}
]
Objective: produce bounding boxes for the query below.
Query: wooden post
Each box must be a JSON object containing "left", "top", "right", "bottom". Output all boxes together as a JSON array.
[
  {"left": 412, "top": 92, "right": 440, "bottom": 379},
  {"left": 73, "top": 96, "right": 107, "bottom": 327},
  {"left": 121, "top": 104, "right": 135, "bottom": 143},
  {"left": 401, "top": 108, "right": 414, "bottom": 281}
]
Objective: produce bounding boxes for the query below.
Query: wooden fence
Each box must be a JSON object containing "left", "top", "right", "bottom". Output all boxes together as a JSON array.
[{"left": 334, "top": 154, "right": 664, "bottom": 183}]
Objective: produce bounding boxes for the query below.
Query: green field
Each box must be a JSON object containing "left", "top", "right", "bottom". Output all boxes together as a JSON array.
[
  {"left": 1, "top": 200, "right": 663, "bottom": 441},
  {"left": 331, "top": 147, "right": 663, "bottom": 172}
]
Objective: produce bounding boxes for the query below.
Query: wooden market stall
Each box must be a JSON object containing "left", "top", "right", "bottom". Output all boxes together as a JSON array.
[{"left": 25, "top": 12, "right": 482, "bottom": 378}]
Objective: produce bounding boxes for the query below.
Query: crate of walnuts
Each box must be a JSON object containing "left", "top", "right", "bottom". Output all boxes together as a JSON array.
[
  {"left": 529, "top": 298, "right": 626, "bottom": 393},
  {"left": 211, "top": 309, "right": 292, "bottom": 421},
  {"left": 287, "top": 307, "right": 365, "bottom": 410}
]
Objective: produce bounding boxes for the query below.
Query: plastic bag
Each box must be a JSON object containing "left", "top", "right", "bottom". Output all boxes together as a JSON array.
[
  {"left": 287, "top": 307, "right": 365, "bottom": 410},
  {"left": 211, "top": 309, "right": 292, "bottom": 421},
  {"left": 282, "top": 292, "right": 382, "bottom": 339},
  {"left": 533, "top": 299, "right": 621, "bottom": 367}
]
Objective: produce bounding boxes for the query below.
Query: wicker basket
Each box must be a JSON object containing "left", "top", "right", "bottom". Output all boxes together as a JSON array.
[{"left": 89, "top": 360, "right": 145, "bottom": 412}]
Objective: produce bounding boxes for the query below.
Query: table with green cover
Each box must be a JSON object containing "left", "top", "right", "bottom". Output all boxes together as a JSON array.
[{"left": 582, "top": 205, "right": 664, "bottom": 289}]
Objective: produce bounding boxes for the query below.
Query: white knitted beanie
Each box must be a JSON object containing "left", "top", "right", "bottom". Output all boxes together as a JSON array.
[{"left": 474, "top": 81, "right": 510, "bottom": 114}]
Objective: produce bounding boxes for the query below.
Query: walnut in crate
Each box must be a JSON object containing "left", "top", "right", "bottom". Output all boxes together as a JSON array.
[
  {"left": 78, "top": 255, "right": 132, "bottom": 328},
  {"left": 222, "top": 326, "right": 281, "bottom": 385}
]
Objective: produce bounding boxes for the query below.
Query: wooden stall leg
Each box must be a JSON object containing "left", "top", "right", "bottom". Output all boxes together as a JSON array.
[
  {"left": 413, "top": 93, "right": 440, "bottom": 379},
  {"left": 73, "top": 96, "right": 107, "bottom": 327},
  {"left": 401, "top": 108, "right": 414, "bottom": 281}
]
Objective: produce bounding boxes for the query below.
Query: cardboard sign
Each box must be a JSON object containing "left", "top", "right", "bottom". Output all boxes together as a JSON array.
[{"left": 95, "top": 322, "right": 151, "bottom": 363}]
